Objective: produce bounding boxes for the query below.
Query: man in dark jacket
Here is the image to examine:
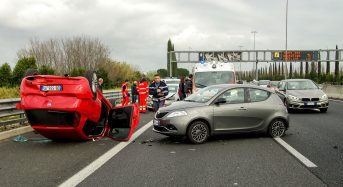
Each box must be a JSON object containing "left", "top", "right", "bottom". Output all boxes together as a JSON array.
[
  {"left": 131, "top": 81, "right": 139, "bottom": 103},
  {"left": 185, "top": 74, "right": 193, "bottom": 96},
  {"left": 149, "top": 74, "right": 169, "bottom": 112}
]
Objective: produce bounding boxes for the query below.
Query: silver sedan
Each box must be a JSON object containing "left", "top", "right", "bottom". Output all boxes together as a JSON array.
[{"left": 153, "top": 84, "right": 289, "bottom": 144}]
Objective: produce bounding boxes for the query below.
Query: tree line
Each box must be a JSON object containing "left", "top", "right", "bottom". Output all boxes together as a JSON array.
[{"left": 0, "top": 36, "right": 142, "bottom": 89}]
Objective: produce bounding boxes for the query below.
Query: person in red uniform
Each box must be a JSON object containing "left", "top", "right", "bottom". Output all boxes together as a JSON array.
[
  {"left": 121, "top": 80, "right": 130, "bottom": 106},
  {"left": 138, "top": 78, "right": 149, "bottom": 112}
]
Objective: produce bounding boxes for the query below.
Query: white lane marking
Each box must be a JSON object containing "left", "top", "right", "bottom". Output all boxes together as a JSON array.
[
  {"left": 59, "top": 121, "right": 153, "bottom": 187},
  {"left": 329, "top": 99, "right": 343, "bottom": 103},
  {"left": 274, "top": 137, "right": 317, "bottom": 168}
]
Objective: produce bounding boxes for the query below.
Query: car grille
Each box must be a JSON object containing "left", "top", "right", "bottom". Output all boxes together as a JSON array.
[
  {"left": 155, "top": 112, "right": 168, "bottom": 119},
  {"left": 25, "top": 110, "right": 75, "bottom": 126},
  {"left": 154, "top": 126, "right": 168, "bottom": 132},
  {"left": 301, "top": 98, "right": 319, "bottom": 101}
]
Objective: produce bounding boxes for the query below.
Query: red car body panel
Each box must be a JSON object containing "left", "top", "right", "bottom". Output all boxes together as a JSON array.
[{"left": 17, "top": 75, "right": 140, "bottom": 141}]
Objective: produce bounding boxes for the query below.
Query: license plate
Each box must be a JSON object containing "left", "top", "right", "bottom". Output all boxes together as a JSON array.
[
  {"left": 306, "top": 102, "right": 314, "bottom": 105},
  {"left": 153, "top": 119, "right": 160, "bottom": 126},
  {"left": 40, "top": 85, "right": 63, "bottom": 91}
]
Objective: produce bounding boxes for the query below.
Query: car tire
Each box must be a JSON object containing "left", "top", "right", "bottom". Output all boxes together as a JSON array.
[
  {"left": 187, "top": 121, "right": 209, "bottom": 144},
  {"left": 268, "top": 119, "right": 286, "bottom": 137},
  {"left": 84, "top": 70, "right": 97, "bottom": 100},
  {"left": 320, "top": 108, "right": 328, "bottom": 113},
  {"left": 24, "top": 68, "right": 39, "bottom": 77}
]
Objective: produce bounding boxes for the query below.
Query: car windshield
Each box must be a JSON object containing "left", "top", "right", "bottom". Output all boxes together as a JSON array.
[
  {"left": 194, "top": 71, "right": 234, "bottom": 88},
  {"left": 185, "top": 86, "right": 224, "bottom": 103},
  {"left": 270, "top": 81, "right": 279, "bottom": 87},
  {"left": 164, "top": 80, "right": 180, "bottom": 84},
  {"left": 168, "top": 85, "right": 178, "bottom": 93},
  {"left": 259, "top": 80, "right": 270, "bottom": 85},
  {"left": 287, "top": 81, "right": 319, "bottom": 90}
]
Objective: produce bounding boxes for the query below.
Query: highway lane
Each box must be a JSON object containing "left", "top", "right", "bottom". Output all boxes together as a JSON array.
[
  {"left": 1, "top": 101, "right": 342, "bottom": 186},
  {"left": 282, "top": 100, "right": 343, "bottom": 186},
  {"left": 0, "top": 113, "right": 152, "bottom": 187},
  {"left": 79, "top": 112, "right": 324, "bottom": 187}
]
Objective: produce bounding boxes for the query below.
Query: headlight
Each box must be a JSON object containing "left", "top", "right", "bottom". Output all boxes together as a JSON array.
[
  {"left": 321, "top": 94, "right": 328, "bottom": 100},
  {"left": 287, "top": 95, "right": 299, "bottom": 101},
  {"left": 166, "top": 111, "right": 188, "bottom": 118}
]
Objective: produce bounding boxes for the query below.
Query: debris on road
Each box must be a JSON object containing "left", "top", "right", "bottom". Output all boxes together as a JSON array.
[
  {"left": 170, "top": 151, "right": 176, "bottom": 154},
  {"left": 13, "top": 135, "right": 28, "bottom": 142}
]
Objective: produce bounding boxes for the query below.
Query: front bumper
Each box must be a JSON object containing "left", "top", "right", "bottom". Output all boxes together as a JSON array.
[
  {"left": 152, "top": 116, "right": 189, "bottom": 136},
  {"left": 287, "top": 99, "right": 329, "bottom": 109}
]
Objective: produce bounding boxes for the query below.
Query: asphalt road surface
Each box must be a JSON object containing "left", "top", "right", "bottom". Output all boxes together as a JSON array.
[{"left": 0, "top": 100, "right": 342, "bottom": 186}]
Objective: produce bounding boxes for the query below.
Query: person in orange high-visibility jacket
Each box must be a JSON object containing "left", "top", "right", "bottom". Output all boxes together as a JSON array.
[
  {"left": 138, "top": 78, "right": 149, "bottom": 112},
  {"left": 121, "top": 80, "right": 130, "bottom": 106}
]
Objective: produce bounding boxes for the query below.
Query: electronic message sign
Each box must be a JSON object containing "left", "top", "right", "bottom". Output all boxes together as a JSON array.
[{"left": 272, "top": 51, "right": 319, "bottom": 61}]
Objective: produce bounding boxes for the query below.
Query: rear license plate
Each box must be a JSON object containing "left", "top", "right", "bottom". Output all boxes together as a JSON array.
[
  {"left": 306, "top": 102, "right": 314, "bottom": 105},
  {"left": 40, "top": 85, "right": 63, "bottom": 91},
  {"left": 153, "top": 119, "right": 160, "bottom": 126}
]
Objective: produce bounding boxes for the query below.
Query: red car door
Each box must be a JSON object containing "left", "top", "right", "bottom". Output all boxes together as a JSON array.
[{"left": 106, "top": 104, "right": 140, "bottom": 141}]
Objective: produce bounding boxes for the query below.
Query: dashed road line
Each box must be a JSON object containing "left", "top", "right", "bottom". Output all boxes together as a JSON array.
[
  {"left": 274, "top": 137, "right": 317, "bottom": 168},
  {"left": 329, "top": 99, "right": 343, "bottom": 103},
  {"left": 59, "top": 121, "right": 153, "bottom": 187}
]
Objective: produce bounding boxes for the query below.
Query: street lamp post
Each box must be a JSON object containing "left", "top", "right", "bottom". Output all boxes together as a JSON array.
[
  {"left": 284, "top": 0, "right": 288, "bottom": 79},
  {"left": 238, "top": 45, "right": 244, "bottom": 79},
  {"left": 251, "top": 31, "right": 258, "bottom": 80}
]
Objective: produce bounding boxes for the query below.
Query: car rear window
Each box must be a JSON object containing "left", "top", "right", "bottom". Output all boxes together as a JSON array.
[{"left": 248, "top": 88, "right": 270, "bottom": 102}]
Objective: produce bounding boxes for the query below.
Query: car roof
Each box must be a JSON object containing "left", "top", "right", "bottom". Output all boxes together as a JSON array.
[
  {"left": 207, "top": 84, "right": 273, "bottom": 92},
  {"left": 282, "top": 79, "right": 312, "bottom": 82}
]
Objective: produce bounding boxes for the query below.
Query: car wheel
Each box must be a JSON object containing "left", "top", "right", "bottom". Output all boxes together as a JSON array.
[
  {"left": 84, "top": 70, "right": 97, "bottom": 100},
  {"left": 268, "top": 119, "right": 286, "bottom": 137},
  {"left": 187, "top": 121, "right": 209, "bottom": 144},
  {"left": 24, "top": 68, "right": 39, "bottom": 77},
  {"left": 320, "top": 108, "right": 328, "bottom": 113}
]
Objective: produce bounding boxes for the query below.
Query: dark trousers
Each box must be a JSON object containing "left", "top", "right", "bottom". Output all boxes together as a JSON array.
[
  {"left": 132, "top": 94, "right": 138, "bottom": 103},
  {"left": 153, "top": 100, "right": 165, "bottom": 112}
]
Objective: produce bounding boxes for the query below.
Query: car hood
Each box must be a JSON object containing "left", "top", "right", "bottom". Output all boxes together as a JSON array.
[
  {"left": 159, "top": 101, "right": 206, "bottom": 112},
  {"left": 287, "top": 89, "right": 325, "bottom": 98}
]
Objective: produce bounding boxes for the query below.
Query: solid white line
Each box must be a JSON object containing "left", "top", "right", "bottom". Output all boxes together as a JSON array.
[
  {"left": 329, "top": 99, "right": 343, "bottom": 103},
  {"left": 274, "top": 137, "right": 317, "bottom": 168},
  {"left": 59, "top": 121, "right": 153, "bottom": 187}
]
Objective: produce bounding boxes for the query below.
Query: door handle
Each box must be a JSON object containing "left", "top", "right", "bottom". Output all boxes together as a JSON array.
[{"left": 238, "top": 107, "right": 247, "bottom": 111}]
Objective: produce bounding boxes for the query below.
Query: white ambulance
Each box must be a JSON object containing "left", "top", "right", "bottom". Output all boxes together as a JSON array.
[{"left": 192, "top": 61, "right": 236, "bottom": 93}]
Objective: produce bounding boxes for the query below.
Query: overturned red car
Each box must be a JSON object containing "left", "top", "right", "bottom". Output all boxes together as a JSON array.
[{"left": 16, "top": 70, "right": 140, "bottom": 141}]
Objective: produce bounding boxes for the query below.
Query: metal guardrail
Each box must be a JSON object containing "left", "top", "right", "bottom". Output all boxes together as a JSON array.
[{"left": 0, "top": 91, "right": 121, "bottom": 130}]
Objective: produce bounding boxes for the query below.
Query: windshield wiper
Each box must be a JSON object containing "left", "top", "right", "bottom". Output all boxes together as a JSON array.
[
  {"left": 195, "top": 83, "right": 206, "bottom": 88},
  {"left": 184, "top": 99, "right": 196, "bottom": 102}
]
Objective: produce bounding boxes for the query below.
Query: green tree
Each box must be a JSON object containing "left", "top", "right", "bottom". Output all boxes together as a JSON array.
[
  {"left": 12, "top": 57, "right": 37, "bottom": 85},
  {"left": 96, "top": 68, "right": 110, "bottom": 89},
  {"left": 0, "top": 63, "right": 12, "bottom": 87},
  {"left": 167, "top": 39, "right": 177, "bottom": 77},
  {"left": 300, "top": 61, "right": 303, "bottom": 78},
  {"left": 38, "top": 65, "right": 55, "bottom": 75},
  {"left": 69, "top": 68, "right": 85, "bottom": 77},
  {"left": 157, "top": 69, "right": 168, "bottom": 78},
  {"left": 176, "top": 68, "right": 189, "bottom": 77}
]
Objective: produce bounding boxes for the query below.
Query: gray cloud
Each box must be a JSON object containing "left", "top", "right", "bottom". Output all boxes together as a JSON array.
[{"left": 0, "top": 0, "right": 342, "bottom": 72}]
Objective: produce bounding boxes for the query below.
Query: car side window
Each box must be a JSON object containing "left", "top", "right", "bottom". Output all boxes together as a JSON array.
[
  {"left": 278, "top": 82, "right": 286, "bottom": 90},
  {"left": 219, "top": 88, "right": 245, "bottom": 104},
  {"left": 248, "top": 88, "right": 270, "bottom": 102}
]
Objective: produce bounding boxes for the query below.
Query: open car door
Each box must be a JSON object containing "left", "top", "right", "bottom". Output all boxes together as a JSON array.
[{"left": 106, "top": 104, "right": 140, "bottom": 141}]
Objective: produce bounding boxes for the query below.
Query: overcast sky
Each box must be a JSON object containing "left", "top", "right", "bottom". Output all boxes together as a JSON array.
[{"left": 0, "top": 0, "right": 342, "bottom": 72}]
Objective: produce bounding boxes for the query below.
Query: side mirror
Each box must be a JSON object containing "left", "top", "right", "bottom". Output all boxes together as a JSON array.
[{"left": 214, "top": 98, "right": 226, "bottom": 105}]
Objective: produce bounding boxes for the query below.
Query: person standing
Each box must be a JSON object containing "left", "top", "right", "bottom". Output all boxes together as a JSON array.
[
  {"left": 98, "top": 78, "right": 103, "bottom": 93},
  {"left": 149, "top": 74, "right": 168, "bottom": 112},
  {"left": 185, "top": 74, "right": 193, "bottom": 97},
  {"left": 131, "top": 81, "right": 139, "bottom": 104},
  {"left": 138, "top": 78, "right": 149, "bottom": 113},
  {"left": 121, "top": 80, "right": 130, "bottom": 106},
  {"left": 178, "top": 76, "right": 186, "bottom": 100}
]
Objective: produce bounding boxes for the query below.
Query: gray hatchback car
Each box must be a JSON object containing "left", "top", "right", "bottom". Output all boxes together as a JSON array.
[{"left": 153, "top": 84, "right": 289, "bottom": 144}]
